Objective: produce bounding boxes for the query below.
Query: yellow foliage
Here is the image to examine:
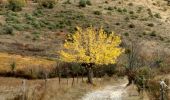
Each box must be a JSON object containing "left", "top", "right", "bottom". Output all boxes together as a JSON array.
[{"left": 59, "top": 27, "right": 124, "bottom": 65}]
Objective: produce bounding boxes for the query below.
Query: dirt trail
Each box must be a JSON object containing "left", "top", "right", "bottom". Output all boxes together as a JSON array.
[{"left": 81, "top": 78, "right": 140, "bottom": 100}]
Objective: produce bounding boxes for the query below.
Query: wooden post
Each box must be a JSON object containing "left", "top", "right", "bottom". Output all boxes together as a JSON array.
[
  {"left": 77, "top": 73, "right": 79, "bottom": 84},
  {"left": 44, "top": 73, "right": 48, "bottom": 89},
  {"left": 22, "top": 80, "right": 26, "bottom": 100},
  {"left": 142, "top": 76, "right": 145, "bottom": 99},
  {"left": 72, "top": 75, "right": 75, "bottom": 86},
  {"left": 160, "top": 80, "right": 168, "bottom": 100},
  {"left": 160, "top": 84, "right": 164, "bottom": 100}
]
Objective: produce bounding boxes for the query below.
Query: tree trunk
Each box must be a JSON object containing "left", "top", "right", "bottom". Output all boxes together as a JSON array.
[
  {"left": 72, "top": 75, "right": 75, "bottom": 86},
  {"left": 82, "top": 72, "right": 84, "bottom": 82},
  {"left": 87, "top": 67, "right": 93, "bottom": 84},
  {"left": 77, "top": 73, "right": 78, "bottom": 83}
]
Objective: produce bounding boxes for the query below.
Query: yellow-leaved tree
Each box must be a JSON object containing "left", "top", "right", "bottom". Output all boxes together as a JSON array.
[{"left": 59, "top": 27, "right": 124, "bottom": 84}]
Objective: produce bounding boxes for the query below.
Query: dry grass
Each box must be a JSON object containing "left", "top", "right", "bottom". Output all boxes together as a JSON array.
[
  {"left": 0, "top": 76, "right": 119, "bottom": 100},
  {"left": 0, "top": 52, "right": 56, "bottom": 72}
]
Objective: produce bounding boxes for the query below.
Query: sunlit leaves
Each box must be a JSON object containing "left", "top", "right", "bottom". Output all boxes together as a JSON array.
[{"left": 59, "top": 26, "right": 124, "bottom": 65}]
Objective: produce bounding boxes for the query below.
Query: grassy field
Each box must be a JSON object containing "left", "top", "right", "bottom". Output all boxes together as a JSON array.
[{"left": 0, "top": 52, "right": 55, "bottom": 72}]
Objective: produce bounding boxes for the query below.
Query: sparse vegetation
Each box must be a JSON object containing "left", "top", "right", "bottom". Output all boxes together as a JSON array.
[
  {"left": 38, "top": 0, "right": 56, "bottom": 9},
  {"left": 7, "top": 0, "right": 26, "bottom": 11}
]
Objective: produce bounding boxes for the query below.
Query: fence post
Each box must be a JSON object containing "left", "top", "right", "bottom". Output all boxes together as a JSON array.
[
  {"left": 160, "top": 83, "right": 164, "bottom": 100},
  {"left": 160, "top": 80, "right": 168, "bottom": 100},
  {"left": 143, "top": 76, "right": 145, "bottom": 99},
  {"left": 22, "top": 80, "right": 26, "bottom": 100}
]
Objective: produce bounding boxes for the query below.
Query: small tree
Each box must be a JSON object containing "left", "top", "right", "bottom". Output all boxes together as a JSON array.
[{"left": 59, "top": 26, "right": 124, "bottom": 84}]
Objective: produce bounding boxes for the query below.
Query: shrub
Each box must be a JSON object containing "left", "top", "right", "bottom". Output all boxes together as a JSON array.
[
  {"left": 117, "top": 8, "right": 122, "bottom": 13},
  {"left": 79, "top": 0, "right": 86, "bottom": 7},
  {"left": 124, "top": 17, "right": 130, "bottom": 21},
  {"left": 147, "top": 8, "right": 153, "bottom": 18},
  {"left": 38, "top": 0, "right": 56, "bottom": 9},
  {"left": 115, "top": 22, "right": 120, "bottom": 26},
  {"left": 129, "top": 11, "right": 134, "bottom": 14},
  {"left": 137, "top": 6, "right": 143, "bottom": 13},
  {"left": 64, "top": 0, "right": 71, "bottom": 4},
  {"left": 3, "top": 25, "right": 14, "bottom": 35},
  {"left": 107, "top": 6, "right": 113, "bottom": 10},
  {"left": 10, "top": 61, "right": 16, "bottom": 73},
  {"left": 128, "top": 3, "right": 133, "bottom": 6},
  {"left": 154, "top": 13, "right": 161, "bottom": 19},
  {"left": 5, "top": 12, "right": 20, "bottom": 23},
  {"left": 122, "top": 8, "right": 127, "bottom": 12},
  {"left": 86, "top": 0, "right": 92, "bottom": 5},
  {"left": 147, "top": 23, "right": 154, "bottom": 27},
  {"left": 128, "top": 24, "right": 135, "bottom": 28},
  {"left": 93, "top": 11, "right": 101, "bottom": 15},
  {"left": 150, "top": 31, "right": 156, "bottom": 37},
  {"left": 7, "top": 0, "right": 26, "bottom": 11},
  {"left": 12, "top": 24, "right": 25, "bottom": 31},
  {"left": 124, "top": 32, "right": 129, "bottom": 36}
]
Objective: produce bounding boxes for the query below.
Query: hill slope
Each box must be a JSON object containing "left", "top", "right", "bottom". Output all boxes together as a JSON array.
[{"left": 0, "top": 0, "right": 170, "bottom": 58}]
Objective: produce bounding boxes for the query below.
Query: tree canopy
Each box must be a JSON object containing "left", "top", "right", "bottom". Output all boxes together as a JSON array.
[{"left": 59, "top": 26, "right": 124, "bottom": 65}]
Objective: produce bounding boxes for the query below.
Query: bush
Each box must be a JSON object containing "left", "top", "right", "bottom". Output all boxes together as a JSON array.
[
  {"left": 107, "top": 6, "right": 113, "bottom": 10},
  {"left": 129, "top": 11, "right": 134, "bottom": 14},
  {"left": 128, "top": 3, "right": 133, "bottom": 6},
  {"left": 79, "top": 0, "right": 86, "bottom": 7},
  {"left": 86, "top": 0, "right": 92, "bottom": 5},
  {"left": 38, "top": 0, "right": 56, "bottom": 9},
  {"left": 147, "top": 23, "right": 154, "bottom": 27},
  {"left": 150, "top": 31, "right": 156, "bottom": 37},
  {"left": 10, "top": 62, "right": 16, "bottom": 72},
  {"left": 3, "top": 25, "right": 14, "bottom": 35},
  {"left": 8, "top": 0, "right": 26, "bottom": 11},
  {"left": 124, "top": 32, "right": 129, "bottom": 36},
  {"left": 128, "top": 24, "right": 135, "bottom": 28},
  {"left": 117, "top": 8, "right": 122, "bottom": 13},
  {"left": 122, "top": 8, "right": 127, "bottom": 12},
  {"left": 93, "top": 11, "right": 101, "bottom": 15},
  {"left": 154, "top": 13, "right": 161, "bottom": 19}
]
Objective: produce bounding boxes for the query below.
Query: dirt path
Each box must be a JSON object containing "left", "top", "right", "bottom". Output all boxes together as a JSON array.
[{"left": 81, "top": 78, "right": 140, "bottom": 100}]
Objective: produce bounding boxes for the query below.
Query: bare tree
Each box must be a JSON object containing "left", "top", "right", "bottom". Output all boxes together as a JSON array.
[{"left": 124, "top": 41, "right": 144, "bottom": 86}]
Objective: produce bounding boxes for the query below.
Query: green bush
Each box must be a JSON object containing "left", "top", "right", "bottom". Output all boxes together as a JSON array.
[
  {"left": 128, "top": 24, "right": 135, "bottom": 28},
  {"left": 93, "top": 11, "right": 102, "bottom": 15},
  {"left": 8, "top": 0, "right": 26, "bottom": 12},
  {"left": 107, "top": 6, "right": 113, "bottom": 10},
  {"left": 117, "top": 8, "right": 122, "bottom": 13},
  {"left": 38, "top": 0, "right": 56, "bottom": 9},
  {"left": 150, "top": 31, "right": 156, "bottom": 37},
  {"left": 10, "top": 62, "right": 16, "bottom": 73},
  {"left": 154, "top": 13, "right": 161, "bottom": 19},
  {"left": 86, "top": 0, "right": 92, "bottom": 5},
  {"left": 129, "top": 11, "right": 134, "bottom": 14},
  {"left": 124, "top": 32, "right": 129, "bottom": 36},
  {"left": 79, "top": 0, "right": 86, "bottom": 7},
  {"left": 147, "top": 23, "right": 154, "bottom": 27},
  {"left": 3, "top": 25, "right": 14, "bottom": 35},
  {"left": 122, "top": 8, "right": 127, "bottom": 12}
]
